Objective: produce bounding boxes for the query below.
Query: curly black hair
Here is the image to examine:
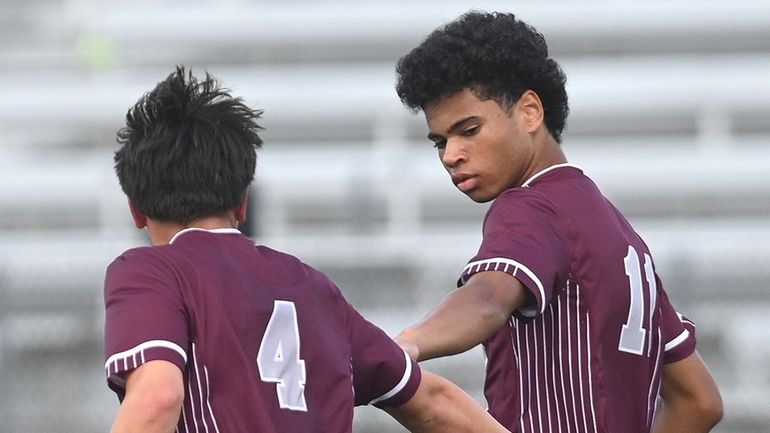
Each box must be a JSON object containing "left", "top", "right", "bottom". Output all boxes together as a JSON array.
[
  {"left": 396, "top": 11, "right": 569, "bottom": 143},
  {"left": 114, "top": 66, "right": 263, "bottom": 224}
]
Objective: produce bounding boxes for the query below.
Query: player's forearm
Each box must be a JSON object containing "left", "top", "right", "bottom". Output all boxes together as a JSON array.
[
  {"left": 387, "top": 372, "right": 509, "bottom": 433},
  {"left": 110, "top": 395, "right": 182, "bottom": 433},
  {"left": 398, "top": 274, "right": 524, "bottom": 361},
  {"left": 652, "top": 352, "right": 723, "bottom": 433},
  {"left": 652, "top": 398, "right": 722, "bottom": 433},
  {"left": 111, "top": 361, "right": 185, "bottom": 433},
  {"left": 419, "top": 381, "right": 508, "bottom": 433},
  {"left": 397, "top": 298, "right": 507, "bottom": 361}
]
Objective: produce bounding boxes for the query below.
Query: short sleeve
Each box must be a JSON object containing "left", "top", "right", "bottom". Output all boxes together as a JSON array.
[
  {"left": 103, "top": 248, "right": 189, "bottom": 397},
  {"left": 349, "top": 307, "right": 421, "bottom": 408},
  {"left": 459, "top": 189, "right": 569, "bottom": 317},
  {"left": 657, "top": 285, "right": 697, "bottom": 363}
]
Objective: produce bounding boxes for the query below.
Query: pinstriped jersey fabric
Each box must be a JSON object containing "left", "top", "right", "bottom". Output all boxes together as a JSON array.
[{"left": 459, "top": 164, "right": 696, "bottom": 433}]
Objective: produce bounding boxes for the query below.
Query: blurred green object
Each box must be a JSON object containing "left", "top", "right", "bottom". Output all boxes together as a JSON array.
[{"left": 75, "top": 32, "right": 117, "bottom": 71}]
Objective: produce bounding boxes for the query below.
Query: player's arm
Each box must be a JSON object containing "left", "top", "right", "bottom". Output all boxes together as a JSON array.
[
  {"left": 110, "top": 360, "right": 184, "bottom": 433},
  {"left": 652, "top": 351, "right": 723, "bottom": 433},
  {"left": 385, "top": 370, "right": 509, "bottom": 433},
  {"left": 396, "top": 270, "right": 528, "bottom": 361}
]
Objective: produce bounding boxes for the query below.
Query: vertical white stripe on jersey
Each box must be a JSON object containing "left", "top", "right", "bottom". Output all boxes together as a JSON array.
[
  {"left": 549, "top": 303, "right": 563, "bottom": 433},
  {"left": 512, "top": 318, "right": 521, "bottom": 431},
  {"left": 187, "top": 361, "right": 201, "bottom": 433},
  {"left": 181, "top": 401, "right": 190, "bottom": 433},
  {"left": 192, "top": 346, "right": 210, "bottom": 433},
  {"left": 539, "top": 313, "right": 553, "bottom": 433},
  {"left": 509, "top": 318, "right": 519, "bottom": 370},
  {"left": 566, "top": 281, "right": 580, "bottom": 433},
  {"left": 646, "top": 327, "right": 664, "bottom": 428},
  {"left": 576, "top": 283, "right": 589, "bottom": 433},
  {"left": 524, "top": 325, "right": 535, "bottom": 433},
  {"left": 204, "top": 365, "right": 221, "bottom": 433},
  {"left": 513, "top": 317, "right": 526, "bottom": 433},
  {"left": 585, "top": 314, "right": 598, "bottom": 433},
  {"left": 531, "top": 320, "right": 544, "bottom": 433},
  {"left": 189, "top": 343, "right": 222, "bottom": 433},
  {"left": 557, "top": 294, "right": 572, "bottom": 433}
]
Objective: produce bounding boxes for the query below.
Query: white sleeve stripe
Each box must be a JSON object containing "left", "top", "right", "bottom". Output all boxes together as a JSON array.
[
  {"left": 664, "top": 329, "right": 690, "bottom": 352},
  {"left": 675, "top": 311, "right": 696, "bottom": 327},
  {"left": 368, "top": 350, "right": 413, "bottom": 405},
  {"left": 105, "top": 339, "right": 187, "bottom": 370},
  {"left": 463, "top": 257, "right": 546, "bottom": 315}
]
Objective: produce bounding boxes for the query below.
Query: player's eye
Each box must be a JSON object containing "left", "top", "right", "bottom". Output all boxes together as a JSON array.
[
  {"left": 431, "top": 138, "right": 447, "bottom": 149},
  {"left": 462, "top": 125, "right": 480, "bottom": 136}
]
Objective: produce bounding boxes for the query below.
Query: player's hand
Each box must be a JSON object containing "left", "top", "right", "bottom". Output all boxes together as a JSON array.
[{"left": 395, "top": 331, "right": 420, "bottom": 361}]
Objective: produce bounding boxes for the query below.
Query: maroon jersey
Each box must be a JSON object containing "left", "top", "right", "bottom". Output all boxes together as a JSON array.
[
  {"left": 459, "top": 164, "right": 695, "bottom": 433},
  {"left": 104, "top": 228, "right": 420, "bottom": 433}
]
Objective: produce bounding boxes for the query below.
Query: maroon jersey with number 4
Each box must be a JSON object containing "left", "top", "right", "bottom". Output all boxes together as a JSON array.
[
  {"left": 459, "top": 164, "right": 695, "bottom": 433},
  {"left": 104, "top": 228, "right": 420, "bottom": 433}
]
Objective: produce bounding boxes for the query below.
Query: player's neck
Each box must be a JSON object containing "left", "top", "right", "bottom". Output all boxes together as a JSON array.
[
  {"left": 144, "top": 214, "right": 239, "bottom": 246},
  {"left": 525, "top": 134, "right": 568, "bottom": 182}
]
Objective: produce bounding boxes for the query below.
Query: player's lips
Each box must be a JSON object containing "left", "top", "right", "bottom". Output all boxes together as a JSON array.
[{"left": 451, "top": 173, "right": 477, "bottom": 192}]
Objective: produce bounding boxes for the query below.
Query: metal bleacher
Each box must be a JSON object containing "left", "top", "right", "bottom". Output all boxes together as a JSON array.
[{"left": 0, "top": 1, "right": 769, "bottom": 432}]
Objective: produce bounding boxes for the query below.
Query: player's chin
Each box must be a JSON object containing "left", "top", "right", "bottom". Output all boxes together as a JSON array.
[{"left": 462, "top": 188, "right": 497, "bottom": 203}]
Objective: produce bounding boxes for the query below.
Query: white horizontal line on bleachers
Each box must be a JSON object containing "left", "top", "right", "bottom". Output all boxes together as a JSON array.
[{"left": 72, "top": 1, "right": 770, "bottom": 46}]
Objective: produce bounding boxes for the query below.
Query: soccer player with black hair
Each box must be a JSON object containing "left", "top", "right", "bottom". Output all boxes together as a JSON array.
[
  {"left": 394, "top": 11, "right": 723, "bottom": 433},
  {"left": 103, "top": 66, "right": 508, "bottom": 433}
]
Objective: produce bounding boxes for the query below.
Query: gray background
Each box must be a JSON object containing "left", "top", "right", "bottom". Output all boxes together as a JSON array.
[{"left": 1, "top": 0, "right": 769, "bottom": 432}]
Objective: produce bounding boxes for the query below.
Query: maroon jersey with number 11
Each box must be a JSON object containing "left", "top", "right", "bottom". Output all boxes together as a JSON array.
[
  {"left": 460, "top": 164, "right": 696, "bottom": 433},
  {"left": 104, "top": 228, "right": 420, "bottom": 433}
]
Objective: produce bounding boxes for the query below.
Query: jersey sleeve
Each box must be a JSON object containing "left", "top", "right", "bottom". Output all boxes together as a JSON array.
[
  {"left": 459, "top": 188, "right": 569, "bottom": 317},
  {"left": 103, "top": 248, "right": 189, "bottom": 398},
  {"left": 656, "top": 283, "right": 697, "bottom": 363},
  {"left": 348, "top": 307, "right": 421, "bottom": 408}
]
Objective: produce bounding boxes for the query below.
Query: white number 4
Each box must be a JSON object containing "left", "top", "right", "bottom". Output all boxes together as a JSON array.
[
  {"left": 618, "top": 246, "right": 657, "bottom": 356},
  {"left": 257, "top": 300, "right": 308, "bottom": 411}
]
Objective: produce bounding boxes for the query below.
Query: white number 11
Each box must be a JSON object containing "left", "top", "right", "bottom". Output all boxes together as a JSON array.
[{"left": 618, "top": 245, "right": 657, "bottom": 356}]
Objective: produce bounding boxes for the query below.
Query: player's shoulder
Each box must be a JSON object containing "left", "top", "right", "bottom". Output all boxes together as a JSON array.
[
  {"left": 108, "top": 245, "right": 167, "bottom": 270},
  {"left": 253, "top": 244, "right": 310, "bottom": 270},
  {"left": 104, "top": 246, "right": 184, "bottom": 300},
  {"left": 253, "top": 244, "right": 337, "bottom": 286},
  {"left": 495, "top": 165, "right": 594, "bottom": 208},
  {"left": 106, "top": 245, "right": 180, "bottom": 282},
  {"left": 484, "top": 166, "right": 593, "bottom": 231},
  {"left": 489, "top": 183, "right": 557, "bottom": 220}
]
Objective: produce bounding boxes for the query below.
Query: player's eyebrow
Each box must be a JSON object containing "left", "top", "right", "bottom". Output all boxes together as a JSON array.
[{"left": 427, "top": 116, "right": 480, "bottom": 141}]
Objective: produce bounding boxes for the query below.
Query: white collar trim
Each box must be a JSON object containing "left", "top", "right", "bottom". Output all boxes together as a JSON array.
[
  {"left": 522, "top": 163, "right": 582, "bottom": 187},
  {"left": 168, "top": 227, "right": 241, "bottom": 244}
]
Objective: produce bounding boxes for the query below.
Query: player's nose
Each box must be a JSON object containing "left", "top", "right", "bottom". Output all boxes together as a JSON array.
[{"left": 440, "top": 140, "right": 466, "bottom": 169}]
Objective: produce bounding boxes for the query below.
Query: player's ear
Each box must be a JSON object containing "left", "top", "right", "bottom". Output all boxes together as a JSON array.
[
  {"left": 234, "top": 192, "right": 248, "bottom": 224},
  {"left": 516, "top": 90, "right": 545, "bottom": 133},
  {"left": 128, "top": 199, "right": 147, "bottom": 229}
]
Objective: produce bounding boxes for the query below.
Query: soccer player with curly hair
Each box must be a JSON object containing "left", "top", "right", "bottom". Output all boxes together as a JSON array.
[{"left": 394, "top": 11, "right": 723, "bottom": 433}]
